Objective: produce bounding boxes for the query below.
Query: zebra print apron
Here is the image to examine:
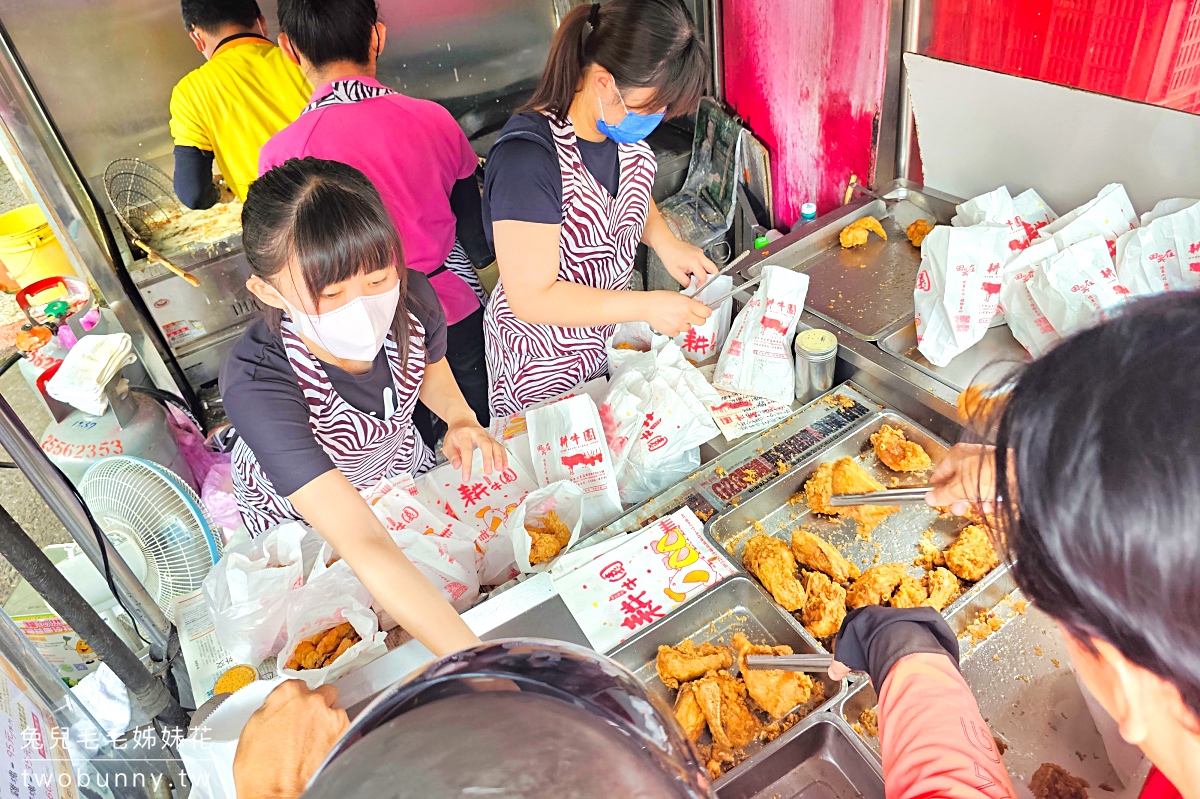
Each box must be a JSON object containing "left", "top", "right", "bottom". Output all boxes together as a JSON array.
[
  {"left": 231, "top": 315, "right": 435, "bottom": 536},
  {"left": 483, "top": 114, "right": 656, "bottom": 417},
  {"left": 303, "top": 78, "right": 487, "bottom": 306}
]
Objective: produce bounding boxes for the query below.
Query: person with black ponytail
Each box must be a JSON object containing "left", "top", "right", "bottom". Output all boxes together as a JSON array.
[
  {"left": 482, "top": 0, "right": 716, "bottom": 417},
  {"left": 221, "top": 158, "right": 504, "bottom": 659}
]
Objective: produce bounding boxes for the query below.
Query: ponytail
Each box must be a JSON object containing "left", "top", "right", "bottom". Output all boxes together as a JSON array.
[{"left": 524, "top": 0, "right": 709, "bottom": 123}]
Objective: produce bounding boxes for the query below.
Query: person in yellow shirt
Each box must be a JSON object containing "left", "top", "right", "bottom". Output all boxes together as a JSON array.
[{"left": 170, "top": 0, "right": 311, "bottom": 208}]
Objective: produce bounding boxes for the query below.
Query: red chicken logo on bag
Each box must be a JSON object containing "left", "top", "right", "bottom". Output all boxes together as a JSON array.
[{"left": 561, "top": 452, "right": 603, "bottom": 473}]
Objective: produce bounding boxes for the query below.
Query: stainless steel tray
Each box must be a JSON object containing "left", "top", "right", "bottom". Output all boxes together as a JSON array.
[
  {"left": 716, "top": 714, "right": 883, "bottom": 799},
  {"left": 836, "top": 567, "right": 1143, "bottom": 797},
  {"left": 878, "top": 319, "right": 1029, "bottom": 394},
  {"left": 706, "top": 412, "right": 995, "bottom": 643},
  {"left": 607, "top": 576, "right": 843, "bottom": 780}
]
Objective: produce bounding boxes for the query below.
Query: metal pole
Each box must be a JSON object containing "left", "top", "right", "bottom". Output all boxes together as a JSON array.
[
  {"left": 709, "top": 0, "right": 724, "bottom": 103},
  {"left": 0, "top": 501, "right": 189, "bottom": 729},
  {"left": 0, "top": 393, "right": 171, "bottom": 658},
  {"left": 895, "top": 0, "right": 921, "bottom": 182}
]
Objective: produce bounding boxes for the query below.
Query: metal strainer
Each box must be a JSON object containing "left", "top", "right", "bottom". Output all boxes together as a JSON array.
[{"left": 103, "top": 158, "right": 184, "bottom": 242}]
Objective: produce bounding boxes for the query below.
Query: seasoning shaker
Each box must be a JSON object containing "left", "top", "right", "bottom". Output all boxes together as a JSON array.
[{"left": 794, "top": 328, "right": 838, "bottom": 403}]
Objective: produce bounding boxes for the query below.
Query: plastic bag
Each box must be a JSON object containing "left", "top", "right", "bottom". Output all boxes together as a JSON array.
[
  {"left": 674, "top": 275, "right": 734, "bottom": 364},
  {"left": 1028, "top": 236, "right": 1131, "bottom": 336},
  {"left": 606, "top": 322, "right": 670, "bottom": 377},
  {"left": 202, "top": 522, "right": 325, "bottom": 667},
  {"left": 713, "top": 265, "right": 809, "bottom": 404},
  {"left": 278, "top": 593, "right": 386, "bottom": 689},
  {"left": 914, "top": 225, "right": 1011, "bottom": 367},
  {"left": 1040, "top": 183, "right": 1137, "bottom": 255},
  {"left": 999, "top": 238, "right": 1062, "bottom": 358},
  {"left": 200, "top": 457, "right": 242, "bottom": 544},
  {"left": 1115, "top": 200, "right": 1200, "bottom": 295},
  {"left": 507, "top": 481, "right": 585, "bottom": 574},
  {"left": 527, "top": 394, "right": 622, "bottom": 531},
  {"left": 599, "top": 343, "right": 721, "bottom": 504}
]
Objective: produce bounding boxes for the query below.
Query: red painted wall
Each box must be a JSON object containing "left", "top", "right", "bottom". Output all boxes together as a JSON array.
[{"left": 721, "top": 0, "right": 891, "bottom": 227}]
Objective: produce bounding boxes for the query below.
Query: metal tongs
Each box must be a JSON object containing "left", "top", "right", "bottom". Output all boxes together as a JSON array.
[
  {"left": 743, "top": 654, "right": 834, "bottom": 673},
  {"left": 826, "top": 487, "right": 931, "bottom": 507}
]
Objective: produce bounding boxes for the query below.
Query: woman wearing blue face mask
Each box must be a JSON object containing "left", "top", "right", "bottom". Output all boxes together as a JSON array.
[
  {"left": 220, "top": 158, "right": 504, "bottom": 658},
  {"left": 482, "top": 0, "right": 716, "bottom": 416}
]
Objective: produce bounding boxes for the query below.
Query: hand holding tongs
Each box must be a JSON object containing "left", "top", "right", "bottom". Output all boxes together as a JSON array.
[
  {"left": 743, "top": 654, "right": 834, "bottom": 673},
  {"left": 826, "top": 487, "right": 932, "bottom": 507}
]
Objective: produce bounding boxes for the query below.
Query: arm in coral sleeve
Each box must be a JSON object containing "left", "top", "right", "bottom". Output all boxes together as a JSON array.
[{"left": 878, "top": 653, "right": 1017, "bottom": 799}]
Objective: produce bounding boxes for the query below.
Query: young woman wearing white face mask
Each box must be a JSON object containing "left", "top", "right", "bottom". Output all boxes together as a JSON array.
[{"left": 220, "top": 157, "right": 504, "bottom": 656}]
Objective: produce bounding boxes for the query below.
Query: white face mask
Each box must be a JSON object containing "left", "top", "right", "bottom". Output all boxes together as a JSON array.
[{"left": 277, "top": 282, "right": 401, "bottom": 362}]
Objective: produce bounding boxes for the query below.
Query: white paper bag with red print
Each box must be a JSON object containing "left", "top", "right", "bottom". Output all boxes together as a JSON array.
[
  {"left": 673, "top": 275, "right": 734, "bottom": 364},
  {"left": 951, "top": 186, "right": 1057, "bottom": 253},
  {"left": 1116, "top": 201, "right": 1200, "bottom": 296},
  {"left": 914, "top": 225, "right": 1011, "bottom": 367},
  {"left": 507, "top": 481, "right": 585, "bottom": 574},
  {"left": 387, "top": 528, "right": 480, "bottom": 611},
  {"left": 527, "top": 394, "right": 623, "bottom": 531},
  {"left": 279, "top": 593, "right": 386, "bottom": 689},
  {"left": 1028, "top": 236, "right": 1131, "bottom": 336},
  {"left": 713, "top": 265, "right": 810, "bottom": 405},
  {"left": 1140, "top": 197, "right": 1199, "bottom": 226},
  {"left": 1040, "top": 183, "right": 1137, "bottom": 255},
  {"left": 999, "top": 238, "right": 1062, "bottom": 358},
  {"left": 363, "top": 477, "right": 485, "bottom": 576},
  {"left": 599, "top": 343, "right": 721, "bottom": 505},
  {"left": 1012, "top": 189, "right": 1058, "bottom": 245},
  {"left": 606, "top": 322, "right": 670, "bottom": 377}
]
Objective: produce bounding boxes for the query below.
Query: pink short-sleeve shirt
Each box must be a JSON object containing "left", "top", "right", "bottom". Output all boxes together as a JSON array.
[{"left": 259, "top": 77, "right": 480, "bottom": 324}]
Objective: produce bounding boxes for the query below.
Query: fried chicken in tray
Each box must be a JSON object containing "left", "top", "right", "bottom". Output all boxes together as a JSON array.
[
  {"left": 692, "top": 670, "right": 761, "bottom": 750},
  {"left": 731, "top": 633, "right": 817, "bottom": 720},
  {"left": 791, "top": 529, "right": 860, "bottom": 583},
  {"left": 839, "top": 215, "right": 888, "bottom": 248},
  {"left": 673, "top": 682, "right": 707, "bottom": 743},
  {"left": 656, "top": 639, "right": 733, "bottom": 689},
  {"left": 944, "top": 524, "right": 1001, "bottom": 582},
  {"left": 801, "top": 571, "right": 846, "bottom": 638},
  {"left": 743, "top": 534, "right": 806, "bottom": 612},
  {"left": 870, "top": 424, "right": 933, "bottom": 473},
  {"left": 846, "top": 563, "right": 910, "bottom": 609},
  {"left": 803, "top": 458, "right": 900, "bottom": 537}
]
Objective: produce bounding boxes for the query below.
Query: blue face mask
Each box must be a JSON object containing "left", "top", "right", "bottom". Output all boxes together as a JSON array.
[{"left": 596, "top": 87, "right": 665, "bottom": 144}]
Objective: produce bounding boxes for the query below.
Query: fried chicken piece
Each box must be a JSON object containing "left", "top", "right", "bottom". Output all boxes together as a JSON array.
[
  {"left": 704, "top": 745, "right": 735, "bottom": 780},
  {"left": 839, "top": 215, "right": 888, "bottom": 248},
  {"left": 944, "top": 524, "right": 1001, "bottom": 581},
  {"left": 956, "top": 384, "right": 1010, "bottom": 424},
  {"left": 326, "top": 635, "right": 357, "bottom": 665},
  {"left": 731, "top": 633, "right": 815, "bottom": 720},
  {"left": 870, "top": 424, "right": 933, "bottom": 472},
  {"left": 801, "top": 571, "right": 846, "bottom": 638},
  {"left": 673, "top": 682, "right": 707, "bottom": 743},
  {"left": 284, "top": 640, "right": 313, "bottom": 671},
  {"left": 693, "top": 671, "right": 760, "bottom": 749},
  {"left": 656, "top": 640, "right": 733, "bottom": 689},
  {"left": 889, "top": 575, "right": 929, "bottom": 608},
  {"left": 925, "top": 567, "right": 960, "bottom": 611},
  {"left": 859, "top": 707, "right": 879, "bottom": 738},
  {"left": 906, "top": 218, "right": 934, "bottom": 247},
  {"left": 846, "top": 564, "right": 909, "bottom": 609},
  {"left": 527, "top": 510, "right": 573, "bottom": 565},
  {"left": 1030, "top": 763, "right": 1090, "bottom": 799},
  {"left": 803, "top": 462, "right": 837, "bottom": 515},
  {"left": 743, "top": 535, "right": 806, "bottom": 612},
  {"left": 804, "top": 458, "right": 899, "bottom": 536},
  {"left": 791, "top": 529, "right": 860, "bottom": 583}
]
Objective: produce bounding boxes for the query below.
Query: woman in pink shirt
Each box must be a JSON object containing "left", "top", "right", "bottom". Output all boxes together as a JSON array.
[
  {"left": 260, "top": 0, "right": 490, "bottom": 444},
  {"left": 836, "top": 291, "right": 1199, "bottom": 799}
]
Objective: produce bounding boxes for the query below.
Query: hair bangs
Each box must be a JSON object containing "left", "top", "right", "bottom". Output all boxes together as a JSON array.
[{"left": 644, "top": 41, "right": 708, "bottom": 118}]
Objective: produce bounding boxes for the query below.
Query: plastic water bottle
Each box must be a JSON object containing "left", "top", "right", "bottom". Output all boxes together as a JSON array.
[{"left": 801, "top": 202, "right": 817, "bottom": 222}]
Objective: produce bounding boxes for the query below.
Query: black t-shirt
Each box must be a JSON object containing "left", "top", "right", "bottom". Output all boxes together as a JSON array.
[
  {"left": 482, "top": 112, "right": 620, "bottom": 246},
  {"left": 219, "top": 272, "right": 446, "bottom": 496}
]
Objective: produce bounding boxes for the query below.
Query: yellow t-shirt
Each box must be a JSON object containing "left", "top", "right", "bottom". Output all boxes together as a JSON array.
[{"left": 169, "top": 38, "right": 311, "bottom": 200}]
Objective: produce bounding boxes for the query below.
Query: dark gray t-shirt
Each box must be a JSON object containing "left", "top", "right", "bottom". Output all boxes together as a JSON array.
[
  {"left": 482, "top": 111, "right": 619, "bottom": 247},
  {"left": 220, "top": 272, "right": 446, "bottom": 496}
]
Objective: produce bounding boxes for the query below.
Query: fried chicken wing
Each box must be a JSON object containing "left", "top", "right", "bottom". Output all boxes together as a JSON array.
[
  {"left": 925, "top": 567, "right": 960, "bottom": 611},
  {"left": 804, "top": 458, "right": 900, "bottom": 536},
  {"left": 731, "top": 633, "right": 815, "bottom": 720},
  {"left": 839, "top": 215, "right": 888, "bottom": 248},
  {"left": 743, "top": 535, "right": 806, "bottom": 611},
  {"left": 527, "top": 510, "right": 573, "bottom": 565},
  {"left": 801, "top": 571, "right": 847, "bottom": 638},
  {"left": 889, "top": 575, "right": 929, "bottom": 608},
  {"left": 656, "top": 640, "right": 733, "bottom": 689},
  {"left": 791, "top": 529, "right": 860, "bottom": 583},
  {"left": 846, "top": 564, "right": 909, "bottom": 609},
  {"left": 870, "top": 424, "right": 933, "bottom": 472},
  {"left": 693, "top": 671, "right": 760, "bottom": 749},
  {"left": 944, "top": 524, "right": 1001, "bottom": 581},
  {"left": 673, "top": 682, "right": 707, "bottom": 743},
  {"left": 906, "top": 218, "right": 934, "bottom": 247}
]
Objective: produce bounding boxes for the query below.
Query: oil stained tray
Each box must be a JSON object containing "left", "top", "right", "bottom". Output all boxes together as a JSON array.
[
  {"left": 607, "top": 576, "right": 842, "bottom": 781},
  {"left": 716, "top": 714, "right": 883, "bottom": 799}
]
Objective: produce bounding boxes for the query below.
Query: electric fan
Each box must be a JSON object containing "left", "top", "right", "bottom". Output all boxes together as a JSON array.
[{"left": 79, "top": 456, "right": 224, "bottom": 622}]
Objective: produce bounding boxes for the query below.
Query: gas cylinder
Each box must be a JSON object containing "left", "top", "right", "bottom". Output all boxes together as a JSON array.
[{"left": 39, "top": 383, "right": 195, "bottom": 489}]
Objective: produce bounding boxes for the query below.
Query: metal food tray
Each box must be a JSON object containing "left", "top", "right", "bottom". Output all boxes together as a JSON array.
[
  {"left": 706, "top": 412, "right": 994, "bottom": 643},
  {"left": 737, "top": 184, "right": 957, "bottom": 341},
  {"left": 878, "top": 319, "right": 1030, "bottom": 394},
  {"left": 716, "top": 714, "right": 883, "bottom": 799},
  {"left": 607, "top": 576, "right": 843, "bottom": 783},
  {"left": 835, "top": 567, "right": 1144, "bottom": 797}
]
